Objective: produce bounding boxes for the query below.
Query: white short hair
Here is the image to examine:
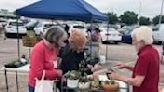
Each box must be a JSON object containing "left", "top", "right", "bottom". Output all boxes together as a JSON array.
[{"left": 131, "top": 26, "right": 153, "bottom": 45}]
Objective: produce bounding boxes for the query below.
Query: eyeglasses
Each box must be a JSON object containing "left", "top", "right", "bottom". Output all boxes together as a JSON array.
[
  {"left": 49, "top": 41, "right": 56, "bottom": 44},
  {"left": 50, "top": 40, "right": 67, "bottom": 43},
  {"left": 64, "top": 40, "right": 68, "bottom": 43}
]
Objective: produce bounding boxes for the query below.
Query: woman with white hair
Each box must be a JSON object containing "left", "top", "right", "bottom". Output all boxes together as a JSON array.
[{"left": 108, "top": 26, "right": 160, "bottom": 92}]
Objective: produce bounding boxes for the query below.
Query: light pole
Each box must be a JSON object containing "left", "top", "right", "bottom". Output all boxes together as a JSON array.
[
  {"left": 159, "top": 0, "right": 164, "bottom": 25},
  {"left": 159, "top": 0, "right": 164, "bottom": 64},
  {"left": 138, "top": 0, "right": 142, "bottom": 26}
]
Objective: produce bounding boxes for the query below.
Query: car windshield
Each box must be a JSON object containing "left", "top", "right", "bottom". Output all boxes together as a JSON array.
[
  {"left": 100, "top": 25, "right": 107, "bottom": 28},
  {"left": 0, "top": 20, "right": 6, "bottom": 22},
  {"left": 9, "top": 22, "right": 24, "bottom": 26},
  {"left": 26, "top": 21, "right": 39, "bottom": 28},
  {"left": 73, "top": 25, "right": 84, "bottom": 29},
  {"left": 108, "top": 28, "right": 116, "bottom": 31},
  {"left": 152, "top": 27, "right": 159, "bottom": 31},
  {"left": 44, "top": 24, "right": 56, "bottom": 28},
  {"left": 129, "top": 31, "right": 132, "bottom": 34}
]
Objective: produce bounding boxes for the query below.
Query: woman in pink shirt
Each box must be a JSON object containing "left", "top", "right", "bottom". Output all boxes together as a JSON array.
[{"left": 28, "top": 27, "right": 68, "bottom": 92}]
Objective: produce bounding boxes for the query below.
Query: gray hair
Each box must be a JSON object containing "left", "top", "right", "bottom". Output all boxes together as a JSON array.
[
  {"left": 44, "top": 27, "right": 67, "bottom": 47},
  {"left": 131, "top": 26, "right": 153, "bottom": 45}
]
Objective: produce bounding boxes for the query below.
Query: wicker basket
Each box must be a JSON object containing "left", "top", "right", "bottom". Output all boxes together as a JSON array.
[{"left": 22, "top": 36, "right": 39, "bottom": 47}]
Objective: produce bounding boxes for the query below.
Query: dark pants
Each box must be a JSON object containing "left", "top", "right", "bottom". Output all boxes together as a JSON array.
[{"left": 29, "top": 85, "right": 35, "bottom": 92}]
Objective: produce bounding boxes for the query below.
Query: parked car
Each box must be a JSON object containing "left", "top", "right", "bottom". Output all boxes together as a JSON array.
[
  {"left": 118, "top": 26, "right": 136, "bottom": 34},
  {"left": 0, "top": 18, "right": 7, "bottom": 27},
  {"left": 100, "top": 28, "right": 122, "bottom": 44},
  {"left": 0, "top": 23, "right": 3, "bottom": 30},
  {"left": 5, "top": 20, "right": 27, "bottom": 38},
  {"left": 34, "top": 22, "right": 67, "bottom": 37},
  {"left": 152, "top": 24, "right": 164, "bottom": 44},
  {"left": 122, "top": 30, "right": 132, "bottom": 44},
  {"left": 34, "top": 22, "right": 56, "bottom": 36},
  {"left": 25, "top": 20, "right": 39, "bottom": 30},
  {"left": 69, "top": 24, "right": 87, "bottom": 36}
]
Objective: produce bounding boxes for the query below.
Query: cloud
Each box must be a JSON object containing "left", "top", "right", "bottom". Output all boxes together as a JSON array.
[
  {"left": 85, "top": 0, "right": 163, "bottom": 17},
  {"left": 0, "top": 0, "right": 38, "bottom": 11},
  {"left": 0, "top": 0, "right": 163, "bottom": 18}
]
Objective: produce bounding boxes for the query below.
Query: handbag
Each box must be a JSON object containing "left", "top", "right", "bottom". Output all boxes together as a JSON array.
[{"left": 34, "top": 70, "right": 54, "bottom": 92}]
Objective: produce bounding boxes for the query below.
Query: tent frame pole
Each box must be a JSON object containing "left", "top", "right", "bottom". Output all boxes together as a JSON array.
[
  {"left": 106, "top": 22, "right": 110, "bottom": 61},
  {"left": 159, "top": 0, "right": 164, "bottom": 64},
  {"left": 51, "top": 19, "right": 54, "bottom": 24},
  {"left": 161, "top": 41, "right": 164, "bottom": 64},
  {"left": 16, "top": 16, "right": 20, "bottom": 59},
  {"left": 90, "top": 18, "right": 93, "bottom": 60}
]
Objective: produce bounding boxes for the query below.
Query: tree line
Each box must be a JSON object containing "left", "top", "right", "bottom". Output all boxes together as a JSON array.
[{"left": 107, "top": 11, "right": 163, "bottom": 25}]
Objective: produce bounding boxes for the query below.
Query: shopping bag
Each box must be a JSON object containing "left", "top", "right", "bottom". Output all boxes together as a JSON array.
[{"left": 34, "top": 70, "right": 54, "bottom": 92}]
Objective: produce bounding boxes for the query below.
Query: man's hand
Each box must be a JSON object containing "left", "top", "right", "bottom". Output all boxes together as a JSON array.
[
  {"left": 114, "top": 63, "right": 133, "bottom": 71},
  {"left": 108, "top": 71, "right": 145, "bottom": 87},
  {"left": 114, "top": 63, "right": 128, "bottom": 69}
]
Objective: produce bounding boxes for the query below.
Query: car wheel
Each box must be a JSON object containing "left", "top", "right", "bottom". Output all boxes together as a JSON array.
[
  {"left": 158, "top": 41, "right": 162, "bottom": 45},
  {"left": 101, "top": 37, "right": 106, "bottom": 44},
  {"left": 5, "top": 33, "right": 10, "bottom": 38},
  {"left": 114, "top": 41, "right": 119, "bottom": 44},
  {"left": 102, "top": 41, "right": 107, "bottom": 44}
]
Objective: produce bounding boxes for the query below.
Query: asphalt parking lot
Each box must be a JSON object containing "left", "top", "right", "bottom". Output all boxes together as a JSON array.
[{"left": 0, "top": 37, "right": 164, "bottom": 92}]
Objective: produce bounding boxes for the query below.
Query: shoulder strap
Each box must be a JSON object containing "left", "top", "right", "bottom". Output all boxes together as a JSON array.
[{"left": 41, "top": 70, "right": 45, "bottom": 80}]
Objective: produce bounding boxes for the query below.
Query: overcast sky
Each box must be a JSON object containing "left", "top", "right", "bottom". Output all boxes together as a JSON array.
[{"left": 0, "top": 0, "right": 163, "bottom": 18}]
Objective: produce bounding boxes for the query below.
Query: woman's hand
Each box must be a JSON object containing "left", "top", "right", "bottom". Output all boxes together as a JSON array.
[
  {"left": 87, "top": 75, "right": 94, "bottom": 79},
  {"left": 110, "top": 72, "right": 122, "bottom": 80},
  {"left": 94, "top": 64, "right": 102, "bottom": 70},
  {"left": 107, "top": 70, "right": 122, "bottom": 81},
  {"left": 87, "top": 63, "right": 102, "bottom": 72},
  {"left": 56, "top": 69, "right": 63, "bottom": 77},
  {"left": 87, "top": 65, "right": 93, "bottom": 69},
  {"left": 87, "top": 73, "right": 99, "bottom": 80}
]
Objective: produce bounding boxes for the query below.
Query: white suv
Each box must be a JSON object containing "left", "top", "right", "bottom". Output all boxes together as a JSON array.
[
  {"left": 69, "top": 24, "right": 88, "bottom": 36},
  {"left": 34, "top": 22, "right": 68, "bottom": 37},
  {"left": 5, "top": 20, "right": 27, "bottom": 38},
  {"left": 34, "top": 22, "right": 57, "bottom": 36},
  {"left": 100, "top": 27, "right": 122, "bottom": 44},
  {"left": 152, "top": 24, "right": 164, "bottom": 44}
]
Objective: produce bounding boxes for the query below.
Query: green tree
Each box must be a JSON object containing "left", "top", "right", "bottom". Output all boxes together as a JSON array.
[
  {"left": 139, "top": 16, "right": 151, "bottom": 25},
  {"left": 152, "top": 15, "right": 164, "bottom": 25},
  {"left": 107, "top": 12, "right": 118, "bottom": 24},
  {"left": 120, "top": 11, "right": 138, "bottom": 25}
]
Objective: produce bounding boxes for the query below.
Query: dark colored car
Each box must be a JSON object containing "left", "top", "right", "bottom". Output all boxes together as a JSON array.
[{"left": 122, "top": 31, "right": 132, "bottom": 44}]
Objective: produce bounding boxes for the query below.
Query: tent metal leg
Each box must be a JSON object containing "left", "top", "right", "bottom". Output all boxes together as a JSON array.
[
  {"left": 4, "top": 69, "right": 9, "bottom": 92},
  {"left": 29, "top": 48, "right": 31, "bottom": 59},
  {"left": 126, "top": 83, "right": 130, "bottom": 92},
  {"left": 106, "top": 23, "right": 110, "bottom": 61},
  {"left": 105, "top": 43, "right": 108, "bottom": 60},
  {"left": 161, "top": 41, "right": 164, "bottom": 64},
  {"left": 16, "top": 16, "right": 20, "bottom": 60},
  {"left": 90, "top": 18, "right": 93, "bottom": 60},
  {"left": 16, "top": 71, "right": 19, "bottom": 92}
]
